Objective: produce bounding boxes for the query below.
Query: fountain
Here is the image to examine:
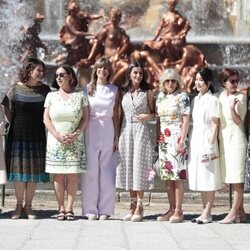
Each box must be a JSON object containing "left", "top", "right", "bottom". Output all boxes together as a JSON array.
[{"left": 1, "top": 0, "right": 250, "bottom": 93}]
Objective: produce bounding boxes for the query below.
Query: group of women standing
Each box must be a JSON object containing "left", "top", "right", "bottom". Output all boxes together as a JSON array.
[{"left": 0, "top": 57, "right": 248, "bottom": 224}]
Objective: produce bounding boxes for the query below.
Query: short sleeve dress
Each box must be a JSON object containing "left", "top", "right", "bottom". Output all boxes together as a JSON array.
[
  {"left": 188, "top": 91, "right": 222, "bottom": 191},
  {"left": 2, "top": 83, "right": 50, "bottom": 182},
  {"left": 45, "top": 91, "right": 88, "bottom": 174},
  {"left": 219, "top": 90, "right": 247, "bottom": 183},
  {"left": 156, "top": 91, "right": 190, "bottom": 180}
]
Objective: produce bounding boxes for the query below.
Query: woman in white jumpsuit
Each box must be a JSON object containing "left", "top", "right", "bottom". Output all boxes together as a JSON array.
[{"left": 81, "top": 58, "right": 120, "bottom": 220}]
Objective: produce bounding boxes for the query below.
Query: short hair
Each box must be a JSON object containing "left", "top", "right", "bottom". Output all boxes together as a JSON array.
[
  {"left": 219, "top": 68, "right": 239, "bottom": 87},
  {"left": 52, "top": 65, "right": 78, "bottom": 89},
  {"left": 19, "top": 57, "right": 45, "bottom": 83},
  {"left": 122, "top": 62, "right": 150, "bottom": 92},
  {"left": 88, "top": 57, "right": 113, "bottom": 96},
  {"left": 159, "top": 68, "right": 181, "bottom": 93}
]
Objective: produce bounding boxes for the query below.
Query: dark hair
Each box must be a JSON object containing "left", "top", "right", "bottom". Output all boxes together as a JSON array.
[
  {"left": 196, "top": 68, "right": 215, "bottom": 93},
  {"left": 122, "top": 62, "right": 150, "bottom": 92},
  {"left": 88, "top": 57, "right": 113, "bottom": 96},
  {"left": 52, "top": 65, "right": 78, "bottom": 89},
  {"left": 19, "top": 57, "right": 45, "bottom": 83},
  {"left": 219, "top": 68, "right": 239, "bottom": 87}
]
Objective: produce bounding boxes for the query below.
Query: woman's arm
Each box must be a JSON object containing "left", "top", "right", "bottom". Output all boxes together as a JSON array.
[
  {"left": 177, "top": 114, "right": 190, "bottom": 154},
  {"left": 209, "top": 117, "right": 219, "bottom": 145},
  {"left": 112, "top": 91, "right": 121, "bottom": 151},
  {"left": 3, "top": 106, "right": 12, "bottom": 124},
  {"left": 68, "top": 105, "right": 89, "bottom": 142},
  {"left": 230, "top": 98, "right": 243, "bottom": 125}
]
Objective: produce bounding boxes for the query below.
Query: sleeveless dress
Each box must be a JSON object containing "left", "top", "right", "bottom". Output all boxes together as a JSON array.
[
  {"left": 156, "top": 91, "right": 190, "bottom": 180},
  {"left": 44, "top": 91, "right": 88, "bottom": 174},
  {"left": 116, "top": 90, "right": 153, "bottom": 190},
  {"left": 219, "top": 90, "right": 247, "bottom": 183},
  {"left": 2, "top": 83, "right": 50, "bottom": 182},
  {"left": 188, "top": 91, "right": 222, "bottom": 191}
]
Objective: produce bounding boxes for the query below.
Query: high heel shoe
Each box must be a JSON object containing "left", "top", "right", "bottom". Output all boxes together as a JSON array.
[
  {"left": 197, "top": 216, "right": 212, "bottom": 224},
  {"left": 239, "top": 214, "right": 247, "bottom": 223},
  {"left": 157, "top": 209, "right": 174, "bottom": 221},
  {"left": 218, "top": 214, "right": 238, "bottom": 224},
  {"left": 131, "top": 199, "right": 143, "bottom": 222},
  {"left": 123, "top": 198, "right": 137, "bottom": 221},
  {"left": 23, "top": 205, "right": 36, "bottom": 220},
  {"left": 191, "top": 216, "right": 202, "bottom": 223},
  {"left": 11, "top": 204, "right": 23, "bottom": 220},
  {"left": 169, "top": 209, "right": 183, "bottom": 223}
]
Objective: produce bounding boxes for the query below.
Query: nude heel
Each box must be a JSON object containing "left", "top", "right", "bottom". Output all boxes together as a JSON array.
[
  {"left": 123, "top": 198, "right": 137, "bottom": 221},
  {"left": 131, "top": 199, "right": 143, "bottom": 222},
  {"left": 169, "top": 209, "right": 183, "bottom": 223}
]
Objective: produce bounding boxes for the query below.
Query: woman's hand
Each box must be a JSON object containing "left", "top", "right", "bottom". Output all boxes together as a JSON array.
[
  {"left": 113, "top": 137, "right": 119, "bottom": 152},
  {"left": 137, "top": 113, "right": 150, "bottom": 122},
  {"left": 177, "top": 142, "right": 185, "bottom": 155},
  {"left": 56, "top": 133, "right": 71, "bottom": 144},
  {"left": 230, "top": 98, "right": 238, "bottom": 109},
  {"left": 66, "top": 130, "right": 81, "bottom": 143}
]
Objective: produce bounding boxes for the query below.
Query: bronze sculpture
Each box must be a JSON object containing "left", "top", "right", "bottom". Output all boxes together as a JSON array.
[
  {"left": 78, "top": 8, "right": 133, "bottom": 84},
  {"left": 19, "top": 13, "right": 47, "bottom": 62},
  {"left": 55, "top": 1, "right": 104, "bottom": 66}
]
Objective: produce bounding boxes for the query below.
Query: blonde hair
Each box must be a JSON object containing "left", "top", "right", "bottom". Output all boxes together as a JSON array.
[
  {"left": 88, "top": 57, "right": 113, "bottom": 96},
  {"left": 159, "top": 68, "right": 181, "bottom": 93}
]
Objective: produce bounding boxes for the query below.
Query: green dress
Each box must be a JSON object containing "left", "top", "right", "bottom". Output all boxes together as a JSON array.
[{"left": 44, "top": 91, "right": 88, "bottom": 173}]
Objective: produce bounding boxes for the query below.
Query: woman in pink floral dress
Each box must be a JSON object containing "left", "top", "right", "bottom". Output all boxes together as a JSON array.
[{"left": 156, "top": 68, "right": 190, "bottom": 223}]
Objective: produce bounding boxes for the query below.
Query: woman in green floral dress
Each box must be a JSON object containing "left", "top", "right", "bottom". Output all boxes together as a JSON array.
[
  {"left": 44, "top": 65, "right": 89, "bottom": 220},
  {"left": 156, "top": 68, "right": 190, "bottom": 223}
]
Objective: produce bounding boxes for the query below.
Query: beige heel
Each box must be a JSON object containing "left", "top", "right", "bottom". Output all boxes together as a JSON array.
[
  {"left": 169, "top": 209, "right": 183, "bottom": 223},
  {"left": 123, "top": 197, "right": 136, "bottom": 221},
  {"left": 131, "top": 199, "right": 143, "bottom": 222}
]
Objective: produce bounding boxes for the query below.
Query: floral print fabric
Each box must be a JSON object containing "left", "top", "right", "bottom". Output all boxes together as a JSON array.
[
  {"left": 156, "top": 91, "right": 190, "bottom": 180},
  {"left": 44, "top": 91, "right": 88, "bottom": 173}
]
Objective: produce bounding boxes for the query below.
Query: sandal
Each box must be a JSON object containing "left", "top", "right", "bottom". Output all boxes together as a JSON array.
[
  {"left": 65, "top": 211, "right": 75, "bottom": 221},
  {"left": 57, "top": 211, "right": 65, "bottom": 221}
]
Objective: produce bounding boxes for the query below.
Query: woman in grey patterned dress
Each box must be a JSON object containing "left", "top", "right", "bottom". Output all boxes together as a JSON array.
[{"left": 116, "top": 62, "right": 155, "bottom": 222}]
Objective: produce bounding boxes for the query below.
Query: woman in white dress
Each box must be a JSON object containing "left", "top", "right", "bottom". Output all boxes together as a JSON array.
[
  {"left": 44, "top": 65, "right": 89, "bottom": 220},
  {"left": 188, "top": 68, "right": 221, "bottom": 224},
  {"left": 218, "top": 68, "right": 247, "bottom": 224}
]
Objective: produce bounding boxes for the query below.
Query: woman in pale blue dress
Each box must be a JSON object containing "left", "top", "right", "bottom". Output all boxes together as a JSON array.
[{"left": 44, "top": 65, "right": 89, "bottom": 220}]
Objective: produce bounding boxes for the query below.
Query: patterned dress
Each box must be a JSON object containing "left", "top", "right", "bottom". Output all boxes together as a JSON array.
[
  {"left": 45, "top": 91, "right": 88, "bottom": 174},
  {"left": 116, "top": 90, "right": 153, "bottom": 190},
  {"left": 156, "top": 91, "right": 190, "bottom": 180},
  {"left": 2, "top": 83, "right": 50, "bottom": 182}
]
